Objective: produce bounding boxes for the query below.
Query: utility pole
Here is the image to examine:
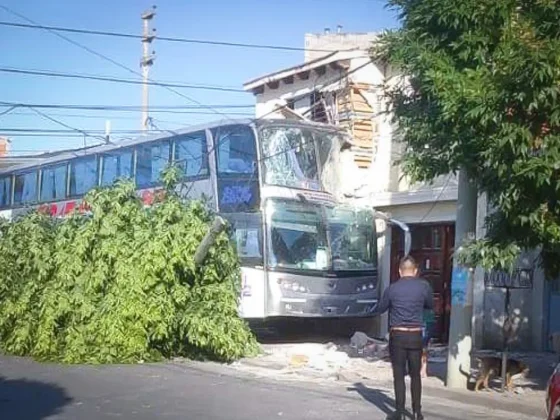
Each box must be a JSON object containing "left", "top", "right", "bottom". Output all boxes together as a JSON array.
[
  {"left": 446, "top": 168, "right": 478, "bottom": 388},
  {"left": 141, "top": 6, "right": 156, "bottom": 134},
  {"left": 105, "top": 120, "right": 111, "bottom": 144}
]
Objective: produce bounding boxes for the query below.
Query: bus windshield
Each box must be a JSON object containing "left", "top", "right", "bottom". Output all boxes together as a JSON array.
[
  {"left": 327, "top": 206, "right": 376, "bottom": 271},
  {"left": 267, "top": 200, "right": 329, "bottom": 271},
  {"left": 259, "top": 125, "right": 347, "bottom": 193},
  {"left": 266, "top": 199, "right": 376, "bottom": 273}
]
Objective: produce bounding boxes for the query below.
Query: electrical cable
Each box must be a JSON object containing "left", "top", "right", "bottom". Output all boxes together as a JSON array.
[
  {"left": 0, "top": 20, "right": 342, "bottom": 53},
  {"left": 0, "top": 67, "right": 246, "bottom": 93},
  {"left": 0, "top": 5, "right": 237, "bottom": 121}
]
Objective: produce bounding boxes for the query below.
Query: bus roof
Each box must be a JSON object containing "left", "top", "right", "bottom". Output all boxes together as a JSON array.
[{"left": 0, "top": 118, "right": 345, "bottom": 176}]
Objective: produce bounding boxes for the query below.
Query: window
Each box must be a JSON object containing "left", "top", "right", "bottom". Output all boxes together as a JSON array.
[
  {"left": 14, "top": 171, "right": 38, "bottom": 205},
  {"left": 69, "top": 157, "right": 98, "bottom": 196},
  {"left": 267, "top": 200, "right": 328, "bottom": 271},
  {"left": 327, "top": 207, "right": 376, "bottom": 271},
  {"left": 213, "top": 125, "right": 257, "bottom": 175},
  {"left": 173, "top": 131, "right": 208, "bottom": 178},
  {"left": 0, "top": 176, "right": 12, "bottom": 208},
  {"left": 40, "top": 164, "right": 67, "bottom": 202},
  {"left": 136, "top": 141, "right": 170, "bottom": 188},
  {"left": 260, "top": 126, "right": 320, "bottom": 190},
  {"left": 225, "top": 214, "right": 264, "bottom": 266},
  {"left": 101, "top": 149, "right": 134, "bottom": 186}
]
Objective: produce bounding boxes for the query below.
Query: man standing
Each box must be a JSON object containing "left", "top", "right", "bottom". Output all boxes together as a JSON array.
[{"left": 376, "top": 256, "right": 433, "bottom": 420}]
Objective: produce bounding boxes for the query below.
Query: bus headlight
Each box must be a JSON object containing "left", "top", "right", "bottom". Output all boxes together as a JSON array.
[{"left": 278, "top": 279, "right": 308, "bottom": 293}]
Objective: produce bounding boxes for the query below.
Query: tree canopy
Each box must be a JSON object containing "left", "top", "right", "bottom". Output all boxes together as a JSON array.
[
  {"left": 0, "top": 166, "right": 258, "bottom": 364},
  {"left": 375, "top": 0, "right": 560, "bottom": 277}
]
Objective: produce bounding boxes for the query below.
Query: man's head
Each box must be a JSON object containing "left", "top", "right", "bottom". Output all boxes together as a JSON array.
[{"left": 398, "top": 255, "right": 418, "bottom": 278}]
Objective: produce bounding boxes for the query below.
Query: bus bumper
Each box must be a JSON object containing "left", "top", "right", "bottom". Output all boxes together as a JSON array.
[{"left": 267, "top": 293, "right": 378, "bottom": 318}]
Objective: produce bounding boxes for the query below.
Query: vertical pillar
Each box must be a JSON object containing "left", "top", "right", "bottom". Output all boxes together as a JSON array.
[{"left": 446, "top": 168, "right": 477, "bottom": 388}]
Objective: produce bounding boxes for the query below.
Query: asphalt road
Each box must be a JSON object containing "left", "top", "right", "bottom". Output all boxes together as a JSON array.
[{"left": 0, "top": 356, "right": 540, "bottom": 420}]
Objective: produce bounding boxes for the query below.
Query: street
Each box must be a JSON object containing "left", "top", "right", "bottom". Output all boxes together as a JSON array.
[{"left": 0, "top": 356, "right": 542, "bottom": 420}]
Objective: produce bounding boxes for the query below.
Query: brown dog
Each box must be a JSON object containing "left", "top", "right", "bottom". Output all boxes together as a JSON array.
[{"left": 474, "top": 356, "right": 529, "bottom": 391}]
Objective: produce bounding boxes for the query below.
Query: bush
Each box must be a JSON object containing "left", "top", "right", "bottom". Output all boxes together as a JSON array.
[{"left": 0, "top": 168, "right": 258, "bottom": 364}]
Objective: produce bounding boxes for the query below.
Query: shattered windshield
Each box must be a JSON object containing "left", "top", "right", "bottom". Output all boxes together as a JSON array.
[
  {"left": 327, "top": 206, "right": 377, "bottom": 271},
  {"left": 259, "top": 126, "right": 320, "bottom": 190},
  {"left": 267, "top": 200, "right": 377, "bottom": 273},
  {"left": 267, "top": 200, "right": 329, "bottom": 271}
]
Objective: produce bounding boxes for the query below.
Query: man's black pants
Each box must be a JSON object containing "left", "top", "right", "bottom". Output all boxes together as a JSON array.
[{"left": 389, "top": 330, "right": 423, "bottom": 414}]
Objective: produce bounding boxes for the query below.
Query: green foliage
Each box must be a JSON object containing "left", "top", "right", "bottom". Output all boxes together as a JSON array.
[
  {"left": 375, "top": 0, "right": 560, "bottom": 277},
  {"left": 0, "top": 172, "right": 258, "bottom": 364}
]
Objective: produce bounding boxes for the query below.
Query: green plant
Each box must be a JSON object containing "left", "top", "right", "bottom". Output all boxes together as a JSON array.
[
  {"left": 0, "top": 167, "right": 258, "bottom": 364},
  {"left": 375, "top": 0, "right": 560, "bottom": 276}
]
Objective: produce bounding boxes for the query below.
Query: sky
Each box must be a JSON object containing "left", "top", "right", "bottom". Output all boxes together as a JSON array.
[{"left": 0, "top": 0, "right": 398, "bottom": 153}]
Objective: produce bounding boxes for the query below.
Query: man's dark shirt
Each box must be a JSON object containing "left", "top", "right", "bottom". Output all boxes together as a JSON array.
[{"left": 376, "top": 276, "right": 433, "bottom": 328}]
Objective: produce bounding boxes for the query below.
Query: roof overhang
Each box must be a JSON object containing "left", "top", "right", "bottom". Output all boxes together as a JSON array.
[
  {"left": 0, "top": 156, "right": 49, "bottom": 171},
  {"left": 243, "top": 50, "right": 367, "bottom": 95}
]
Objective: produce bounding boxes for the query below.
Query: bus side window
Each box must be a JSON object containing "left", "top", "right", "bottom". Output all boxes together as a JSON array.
[
  {"left": 173, "top": 131, "right": 208, "bottom": 179},
  {"left": 69, "top": 156, "right": 98, "bottom": 197},
  {"left": 214, "top": 125, "right": 257, "bottom": 176},
  {"left": 101, "top": 149, "right": 134, "bottom": 186},
  {"left": 0, "top": 175, "right": 12, "bottom": 208},
  {"left": 14, "top": 170, "right": 38, "bottom": 205},
  {"left": 40, "top": 163, "right": 68, "bottom": 202},
  {"left": 136, "top": 141, "right": 171, "bottom": 188}
]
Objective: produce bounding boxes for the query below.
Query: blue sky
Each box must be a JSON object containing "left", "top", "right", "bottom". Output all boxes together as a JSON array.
[{"left": 0, "top": 0, "right": 397, "bottom": 153}]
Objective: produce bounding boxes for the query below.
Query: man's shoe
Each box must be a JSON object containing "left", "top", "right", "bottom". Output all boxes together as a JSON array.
[
  {"left": 413, "top": 412, "right": 424, "bottom": 420},
  {"left": 385, "top": 412, "right": 404, "bottom": 420}
]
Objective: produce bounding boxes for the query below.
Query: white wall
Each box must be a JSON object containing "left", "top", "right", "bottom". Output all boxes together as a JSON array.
[
  {"left": 254, "top": 65, "right": 346, "bottom": 119},
  {"left": 378, "top": 200, "right": 458, "bottom": 225},
  {"left": 304, "top": 32, "right": 379, "bottom": 62}
]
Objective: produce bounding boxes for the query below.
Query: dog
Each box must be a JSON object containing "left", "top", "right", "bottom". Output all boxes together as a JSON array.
[{"left": 473, "top": 356, "right": 529, "bottom": 392}]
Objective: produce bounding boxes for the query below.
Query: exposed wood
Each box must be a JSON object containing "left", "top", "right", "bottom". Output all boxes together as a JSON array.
[
  {"left": 334, "top": 80, "right": 379, "bottom": 170},
  {"left": 194, "top": 216, "right": 228, "bottom": 267},
  {"left": 315, "top": 66, "right": 326, "bottom": 76},
  {"left": 266, "top": 81, "right": 280, "bottom": 90}
]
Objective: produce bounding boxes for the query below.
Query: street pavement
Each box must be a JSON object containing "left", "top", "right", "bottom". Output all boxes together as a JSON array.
[{"left": 0, "top": 355, "right": 543, "bottom": 420}]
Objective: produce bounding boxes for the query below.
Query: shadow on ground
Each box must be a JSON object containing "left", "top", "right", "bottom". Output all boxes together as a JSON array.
[
  {"left": 347, "top": 382, "right": 411, "bottom": 418},
  {"left": 0, "top": 375, "right": 72, "bottom": 419}
]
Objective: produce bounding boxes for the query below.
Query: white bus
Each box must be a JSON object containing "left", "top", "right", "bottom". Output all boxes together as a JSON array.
[{"left": 0, "top": 119, "right": 409, "bottom": 320}]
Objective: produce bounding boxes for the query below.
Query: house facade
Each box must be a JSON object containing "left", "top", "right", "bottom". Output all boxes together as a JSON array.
[{"left": 244, "top": 31, "right": 554, "bottom": 352}]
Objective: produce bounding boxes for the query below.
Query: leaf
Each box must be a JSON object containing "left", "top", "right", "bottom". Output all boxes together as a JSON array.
[{"left": 0, "top": 167, "right": 258, "bottom": 364}]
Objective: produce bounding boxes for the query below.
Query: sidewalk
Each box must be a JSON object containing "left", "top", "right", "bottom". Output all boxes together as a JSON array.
[{"left": 227, "top": 341, "right": 554, "bottom": 419}]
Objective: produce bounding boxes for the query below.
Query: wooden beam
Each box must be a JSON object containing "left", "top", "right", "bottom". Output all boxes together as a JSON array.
[
  {"left": 266, "top": 81, "right": 280, "bottom": 90},
  {"left": 314, "top": 66, "right": 326, "bottom": 76}
]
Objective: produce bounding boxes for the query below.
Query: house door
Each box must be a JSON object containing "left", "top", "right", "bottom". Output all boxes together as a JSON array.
[{"left": 391, "top": 223, "right": 455, "bottom": 343}]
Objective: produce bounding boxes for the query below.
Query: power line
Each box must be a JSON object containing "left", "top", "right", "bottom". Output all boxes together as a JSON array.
[
  {"left": 0, "top": 106, "right": 17, "bottom": 116},
  {"left": 0, "top": 20, "right": 340, "bottom": 53},
  {"left": 0, "top": 128, "right": 175, "bottom": 134},
  {"left": 6, "top": 111, "right": 250, "bottom": 121},
  {"left": 0, "top": 101, "right": 254, "bottom": 112},
  {"left": 26, "top": 106, "right": 110, "bottom": 145},
  {"left": 0, "top": 67, "right": 247, "bottom": 93},
  {"left": 0, "top": 5, "right": 234, "bottom": 121},
  {"left": 0, "top": 102, "right": 253, "bottom": 110},
  {"left": 419, "top": 174, "right": 453, "bottom": 223}
]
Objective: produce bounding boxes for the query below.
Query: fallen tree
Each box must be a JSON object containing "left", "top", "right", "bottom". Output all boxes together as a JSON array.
[{"left": 0, "top": 166, "right": 258, "bottom": 364}]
